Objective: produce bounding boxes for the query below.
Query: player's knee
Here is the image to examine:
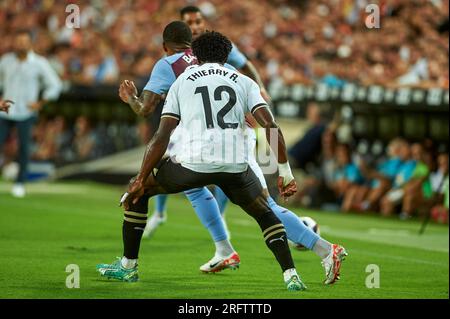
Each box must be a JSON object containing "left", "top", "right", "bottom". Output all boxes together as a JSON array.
[
  {"left": 241, "top": 195, "right": 271, "bottom": 219},
  {"left": 125, "top": 194, "right": 150, "bottom": 213}
]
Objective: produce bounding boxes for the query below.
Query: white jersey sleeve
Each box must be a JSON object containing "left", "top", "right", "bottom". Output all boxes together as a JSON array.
[
  {"left": 247, "top": 79, "right": 267, "bottom": 114},
  {"left": 161, "top": 79, "right": 181, "bottom": 122}
]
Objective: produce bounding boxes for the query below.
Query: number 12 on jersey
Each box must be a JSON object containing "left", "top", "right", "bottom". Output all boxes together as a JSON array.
[{"left": 195, "top": 85, "right": 239, "bottom": 129}]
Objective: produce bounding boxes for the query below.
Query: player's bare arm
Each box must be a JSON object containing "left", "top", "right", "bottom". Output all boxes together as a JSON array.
[
  {"left": 119, "top": 80, "right": 163, "bottom": 117},
  {"left": 0, "top": 99, "right": 14, "bottom": 113},
  {"left": 126, "top": 117, "right": 179, "bottom": 203},
  {"left": 252, "top": 106, "right": 297, "bottom": 199}
]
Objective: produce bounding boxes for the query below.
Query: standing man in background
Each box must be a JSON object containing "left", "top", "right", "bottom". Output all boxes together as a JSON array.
[{"left": 0, "top": 30, "right": 62, "bottom": 197}]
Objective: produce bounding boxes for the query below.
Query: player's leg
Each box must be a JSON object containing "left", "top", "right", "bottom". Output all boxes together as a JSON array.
[
  {"left": 143, "top": 194, "right": 168, "bottom": 238},
  {"left": 97, "top": 192, "right": 150, "bottom": 282},
  {"left": 184, "top": 187, "right": 239, "bottom": 272},
  {"left": 142, "top": 101, "right": 168, "bottom": 237},
  {"left": 97, "top": 164, "right": 173, "bottom": 281},
  {"left": 217, "top": 169, "right": 305, "bottom": 291},
  {"left": 214, "top": 186, "right": 229, "bottom": 215},
  {"left": 212, "top": 186, "right": 232, "bottom": 239},
  {"left": 248, "top": 153, "right": 347, "bottom": 284},
  {"left": 153, "top": 162, "right": 238, "bottom": 272},
  {"left": 266, "top": 196, "right": 347, "bottom": 284}
]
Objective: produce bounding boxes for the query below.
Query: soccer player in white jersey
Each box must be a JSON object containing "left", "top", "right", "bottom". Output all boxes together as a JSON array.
[
  {"left": 180, "top": 6, "right": 348, "bottom": 284},
  {"left": 99, "top": 31, "right": 306, "bottom": 291},
  {"left": 118, "top": 22, "right": 347, "bottom": 283},
  {"left": 145, "top": 5, "right": 273, "bottom": 234},
  {"left": 118, "top": 21, "right": 240, "bottom": 273}
]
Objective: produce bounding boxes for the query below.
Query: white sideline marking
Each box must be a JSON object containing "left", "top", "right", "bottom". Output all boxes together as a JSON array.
[
  {"left": 350, "top": 249, "right": 448, "bottom": 267},
  {"left": 0, "top": 183, "right": 89, "bottom": 195},
  {"left": 368, "top": 228, "right": 412, "bottom": 237}
]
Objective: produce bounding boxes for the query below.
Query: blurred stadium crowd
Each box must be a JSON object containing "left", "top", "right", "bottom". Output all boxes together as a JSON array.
[
  {"left": 0, "top": 0, "right": 449, "bottom": 218},
  {"left": 0, "top": 0, "right": 448, "bottom": 88},
  {"left": 288, "top": 103, "right": 448, "bottom": 220}
]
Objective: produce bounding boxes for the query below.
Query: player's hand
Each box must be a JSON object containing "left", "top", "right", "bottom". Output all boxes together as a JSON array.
[
  {"left": 124, "top": 176, "right": 145, "bottom": 206},
  {"left": 119, "top": 80, "right": 138, "bottom": 103},
  {"left": 277, "top": 176, "right": 297, "bottom": 200},
  {"left": 0, "top": 100, "right": 14, "bottom": 113}
]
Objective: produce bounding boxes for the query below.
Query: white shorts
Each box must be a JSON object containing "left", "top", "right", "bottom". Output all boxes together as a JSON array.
[{"left": 246, "top": 128, "right": 268, "bottom": 190}]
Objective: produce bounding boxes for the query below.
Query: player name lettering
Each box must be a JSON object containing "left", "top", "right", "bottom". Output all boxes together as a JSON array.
[{"left": 187, "top": 68, "right": 239, "bottom": 83}]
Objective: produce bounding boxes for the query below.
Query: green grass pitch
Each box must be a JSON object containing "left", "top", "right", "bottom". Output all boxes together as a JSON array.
[{"left": 0, "top": 181, "right": 448, "bottom": 299}]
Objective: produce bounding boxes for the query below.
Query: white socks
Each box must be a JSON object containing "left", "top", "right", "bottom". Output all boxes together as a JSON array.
[
  {"left": 283, "top": 268, "right": 299, "bottom": 282},
  {"left": 312, "top": 238, "right": 333, "bottom": 260},
  {"left": 121, "top": 256, "right": 137, "bottom": 269},
  {"left": 215, "top": 239, "right": 235, "bottom": 258}
]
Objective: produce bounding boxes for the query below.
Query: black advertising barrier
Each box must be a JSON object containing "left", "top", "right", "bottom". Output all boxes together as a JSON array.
[
  {"left": 269, "top": 83, "right": 449, "bottom": 118},
  {"left": 39, "top": 83, "right": 449, "bottom": 143}
]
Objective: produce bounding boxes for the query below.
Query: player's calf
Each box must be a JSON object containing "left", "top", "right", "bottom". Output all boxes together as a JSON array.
[
  {"left": 242, "top": 198, "right": 305, "bottom": 291},
  {"left": 97, "top": 192, "right": 149, "bottom": 281}
]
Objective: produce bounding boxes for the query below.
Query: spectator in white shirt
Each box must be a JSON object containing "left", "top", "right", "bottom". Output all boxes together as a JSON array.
[{"left": 0, "top": 30, "right": 62, "bottom": 197}]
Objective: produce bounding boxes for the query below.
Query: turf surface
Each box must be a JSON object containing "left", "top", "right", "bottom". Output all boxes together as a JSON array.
[{"left": 0, "top": 182, "right": 448, "bottom": 299}]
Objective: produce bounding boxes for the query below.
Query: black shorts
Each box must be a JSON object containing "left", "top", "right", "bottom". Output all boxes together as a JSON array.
[{"left": 154, "top": 158, "right": 263, "bottom": 207}]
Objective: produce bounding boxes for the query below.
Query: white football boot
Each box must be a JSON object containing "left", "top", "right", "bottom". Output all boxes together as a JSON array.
[
  {"left": 322, "top": 244, "right": 348, "bottom": 284},
  {"left": 200, "top": 252, "right": 240, "bottom": 273},
  {"left": 143, "top": 212, "right": 167, "bottom": 238}
]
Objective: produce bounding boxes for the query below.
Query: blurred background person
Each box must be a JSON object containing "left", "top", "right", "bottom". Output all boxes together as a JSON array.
[
  {"left": 0, "top": 30, "right": 62, "bottom": 197},
  {"left": 72, "top": 116, "right": 97, "bottom": 162},
  {"left": 330, "top": 143, "right": 364, "bottom": 209},
  {"left": 379, "top": 142, "right": 427, "bottom": 217},
  {"left": 288, "top": 102, "right": 328, "bottom": 169},
  {"left": 401, "top": 152, "right": 449, "bottom": 219},
  {"left": 343, "top": 138, "right": 405, "bottom": 212}
]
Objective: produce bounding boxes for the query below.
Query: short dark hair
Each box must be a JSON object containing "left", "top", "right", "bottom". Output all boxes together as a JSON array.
[
  {"left": 162, "top": 21, "right": 192, "bottom": 46},
  {"left": 192, "top": 31, "right": 232, "bottom": 64},
  {"left": 180, "top": 5, "right": 201, "bottom": 18}
]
